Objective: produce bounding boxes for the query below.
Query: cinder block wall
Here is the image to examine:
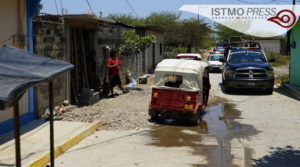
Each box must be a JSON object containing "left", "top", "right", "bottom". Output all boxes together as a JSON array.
[
  {"left": 145, "top": 32, "right": 164, "bottom": 74},
  {"left": 33, "top": 20, "right": 68, "bottom": 118},
  {"left": 97, "top": 24, "right": 143, "bottom": 84}
]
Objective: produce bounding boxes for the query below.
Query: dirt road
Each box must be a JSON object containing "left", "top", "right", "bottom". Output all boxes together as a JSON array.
[{"left": 54, "top": 73, "right": 300, "bottom": 167}]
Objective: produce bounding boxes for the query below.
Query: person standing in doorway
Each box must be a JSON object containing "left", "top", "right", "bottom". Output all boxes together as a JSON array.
[{"left": 107, "top": 50, "right": 128, "bottom": 97}]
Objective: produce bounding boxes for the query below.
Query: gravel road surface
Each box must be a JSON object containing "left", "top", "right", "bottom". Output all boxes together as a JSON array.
[{"left": 53, "top": 72, "right": 300, "bottom": 167}]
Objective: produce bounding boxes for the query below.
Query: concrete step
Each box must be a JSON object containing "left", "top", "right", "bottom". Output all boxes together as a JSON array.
[{"left": 284, "top": 84, "right": 300, "bottom": 101}]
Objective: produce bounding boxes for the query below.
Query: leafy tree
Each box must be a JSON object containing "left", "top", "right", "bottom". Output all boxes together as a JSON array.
[
  {"left": 145, "top": 12, "right": 212, "bottom": 51},
  {"left": 145, "top": 12, "right": 181, "bottom": 47},
  {"left": 107, "top": 12, "right": 213, "bottom": 54},
  {"left": 139, "top": 35, "right": 157, "bottom": 49},
  {"left": 214, "top": 23, "right": 249, "bottom": 42},
  {"left": 180, "top": 18, "right": 212, "bottom": 52},
  {"left": 173, "top": 47, "right": 188, "bottom": 54},
  {"left": 145, "top": 11, "right": 180, "bottom": 27},
  {"left": 119, "top": 30, "right": 156, "bottom": 57}
]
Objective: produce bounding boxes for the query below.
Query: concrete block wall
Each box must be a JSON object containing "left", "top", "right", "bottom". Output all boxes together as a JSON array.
[
  {"left": 33, "top": 20, "right": 68, "bottom": 118},
  {"left": 97, "top": 23, "right": 143, "bottom": 84},
  {"left": 258, "top": 39, "right": 282, "bottom": 54},
  {"left": 155, "top": 35, "right": 164, "bottom": 65},
  {"left": 145, "top": 33, "right": 164, "bottom": 74}
]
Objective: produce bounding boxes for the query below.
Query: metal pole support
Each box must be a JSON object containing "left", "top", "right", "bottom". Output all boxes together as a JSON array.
[
  {"left": 13, "top": 103, "right": 21, "bottom": 167},
  {"left": 49, "top": 81, "right": 55, "bottom": 167}
]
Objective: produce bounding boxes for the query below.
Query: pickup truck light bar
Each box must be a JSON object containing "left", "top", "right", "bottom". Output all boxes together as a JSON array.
[
  {"left": 231, "top": 47, "right": 261, "bottom": 50},
  {"left": 222, "top": 36, "right": 263, "bottom": 59}
]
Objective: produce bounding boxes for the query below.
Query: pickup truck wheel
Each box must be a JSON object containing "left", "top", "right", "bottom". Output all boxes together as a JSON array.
[{"left": 265, "top": 88, "right": 273, "bottom": 95}]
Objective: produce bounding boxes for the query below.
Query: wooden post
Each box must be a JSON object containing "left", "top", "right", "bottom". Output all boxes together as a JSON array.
[
  {"left": 80, "top": 29, "right": 89, "bottom": 88},
  {"left": 71, "top": 28, "right": 79, "bottom": 103},
  {"left": 74, "top": 28, "right": 79, "bottom": 92}
]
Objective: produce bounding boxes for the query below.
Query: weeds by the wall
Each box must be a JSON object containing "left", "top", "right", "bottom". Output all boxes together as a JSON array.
[
  {"left": 265, "top": 52, "right": 290, "bottom": 67},
  {"left": 275, "top": 74, "right": 290, "bottom": 86}
]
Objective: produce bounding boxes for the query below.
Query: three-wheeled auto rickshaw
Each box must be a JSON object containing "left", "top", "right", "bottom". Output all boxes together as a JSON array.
[{"left": 148, "top": 59, "right": 211, "bottom": 125}]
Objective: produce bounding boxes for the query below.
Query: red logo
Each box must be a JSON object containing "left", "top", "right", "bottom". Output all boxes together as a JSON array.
[{"left": 268, "top": 9, "right": 297, "bottom": 28}]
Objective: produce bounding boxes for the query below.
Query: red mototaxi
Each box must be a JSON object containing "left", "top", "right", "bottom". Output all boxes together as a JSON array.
[{"left": 148, "top": 59, "right": 210, "bottom": 124}]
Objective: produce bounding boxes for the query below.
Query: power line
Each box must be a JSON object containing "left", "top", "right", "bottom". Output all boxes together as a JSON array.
[
  {"left": 124, "top": 0, "right": 138, "bottom": 16},
  {"left": 54, "top": 0, "right": 58, "bottom": 14},
  {"left": 59, "top": 0, "right": 63, "bottom": 15}
]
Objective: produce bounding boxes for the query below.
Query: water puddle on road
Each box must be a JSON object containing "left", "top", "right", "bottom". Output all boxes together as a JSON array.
[{"left": 147, "top": 102, "right": 258, "bottom": 167}]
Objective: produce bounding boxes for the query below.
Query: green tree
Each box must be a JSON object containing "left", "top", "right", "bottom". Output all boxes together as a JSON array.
[
  {"left": 119, "top": 30, "right": 156, "bottom": 57},
  {"left": 145, "top": 12, "right": 181, "bottom": 47},
  {"left": 107, "top": 11, "right": 213, "bottom": 53},
  {"left": 214, "top": 23, "right": 248, "bottom": 42},
  {"left": 145, "top": 11, "right": 180, "bottom": 27},
  {"left": 145, "top": 12, "right": 212, "bottom": 51},
  {"left": 180, "top": 18, "right": 212, "bottom": 52}
]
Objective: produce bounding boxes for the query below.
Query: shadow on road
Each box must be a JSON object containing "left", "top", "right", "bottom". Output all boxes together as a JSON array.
[
  {"left": 252, "top": 146, "right": 300, "bottom": 167},
  {"left": 274, "top": 88, "right": 300, "bottom": 101},
  {"left": 149, "top": 117, "right": 200, "bottom": 127},
  {"left": 0, "top": 120, "right": 47, "bottom": 145}
]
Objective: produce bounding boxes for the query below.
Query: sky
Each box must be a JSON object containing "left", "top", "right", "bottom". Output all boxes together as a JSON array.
[{"left": 40, "top": 0, "right": 297, "bottom": 20}]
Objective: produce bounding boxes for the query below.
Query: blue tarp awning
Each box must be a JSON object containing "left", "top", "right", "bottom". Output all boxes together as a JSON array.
[{"left": 0, "top": 46, "right": 73, "bottom": 110}]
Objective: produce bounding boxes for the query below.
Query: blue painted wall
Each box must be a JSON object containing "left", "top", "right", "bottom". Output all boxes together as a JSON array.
[{"left": 0, "top": 0, "right": 41, "bottom": 135}]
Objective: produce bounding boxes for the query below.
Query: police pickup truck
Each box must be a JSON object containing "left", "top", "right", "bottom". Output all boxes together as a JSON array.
[{"left": 220, "top": 46, "right": 275, "bottom": 94}]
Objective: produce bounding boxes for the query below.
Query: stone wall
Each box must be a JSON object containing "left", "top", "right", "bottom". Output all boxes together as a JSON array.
[{"left": 33, "top": 20, "right": 68, "bottom": 118}]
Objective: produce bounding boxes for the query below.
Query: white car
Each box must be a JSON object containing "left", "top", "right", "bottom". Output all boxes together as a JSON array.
[
  {"left": 207, "top": 54, "right": 224, "bottom": 72},
  {"left": 176, "top": 53, "right": 202, "bottom": 61}
]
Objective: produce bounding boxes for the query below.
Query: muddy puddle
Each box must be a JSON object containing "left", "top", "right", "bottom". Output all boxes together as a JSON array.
[{"left": 146, "top": 102, "right": 258, "bottom": 167}]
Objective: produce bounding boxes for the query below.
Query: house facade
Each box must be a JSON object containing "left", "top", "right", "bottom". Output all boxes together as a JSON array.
[
  {"left": 290, "top": 20, "right": 300, "bottom": 87},
  {"left": 0, "top": 0, "right": 41, "bottom": 135},
  {"left": 33, "top": 14, "right": 165, "bottom": 117},
  {"left": 136, "top": 26, "right": 165, "bottom": 74}
]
